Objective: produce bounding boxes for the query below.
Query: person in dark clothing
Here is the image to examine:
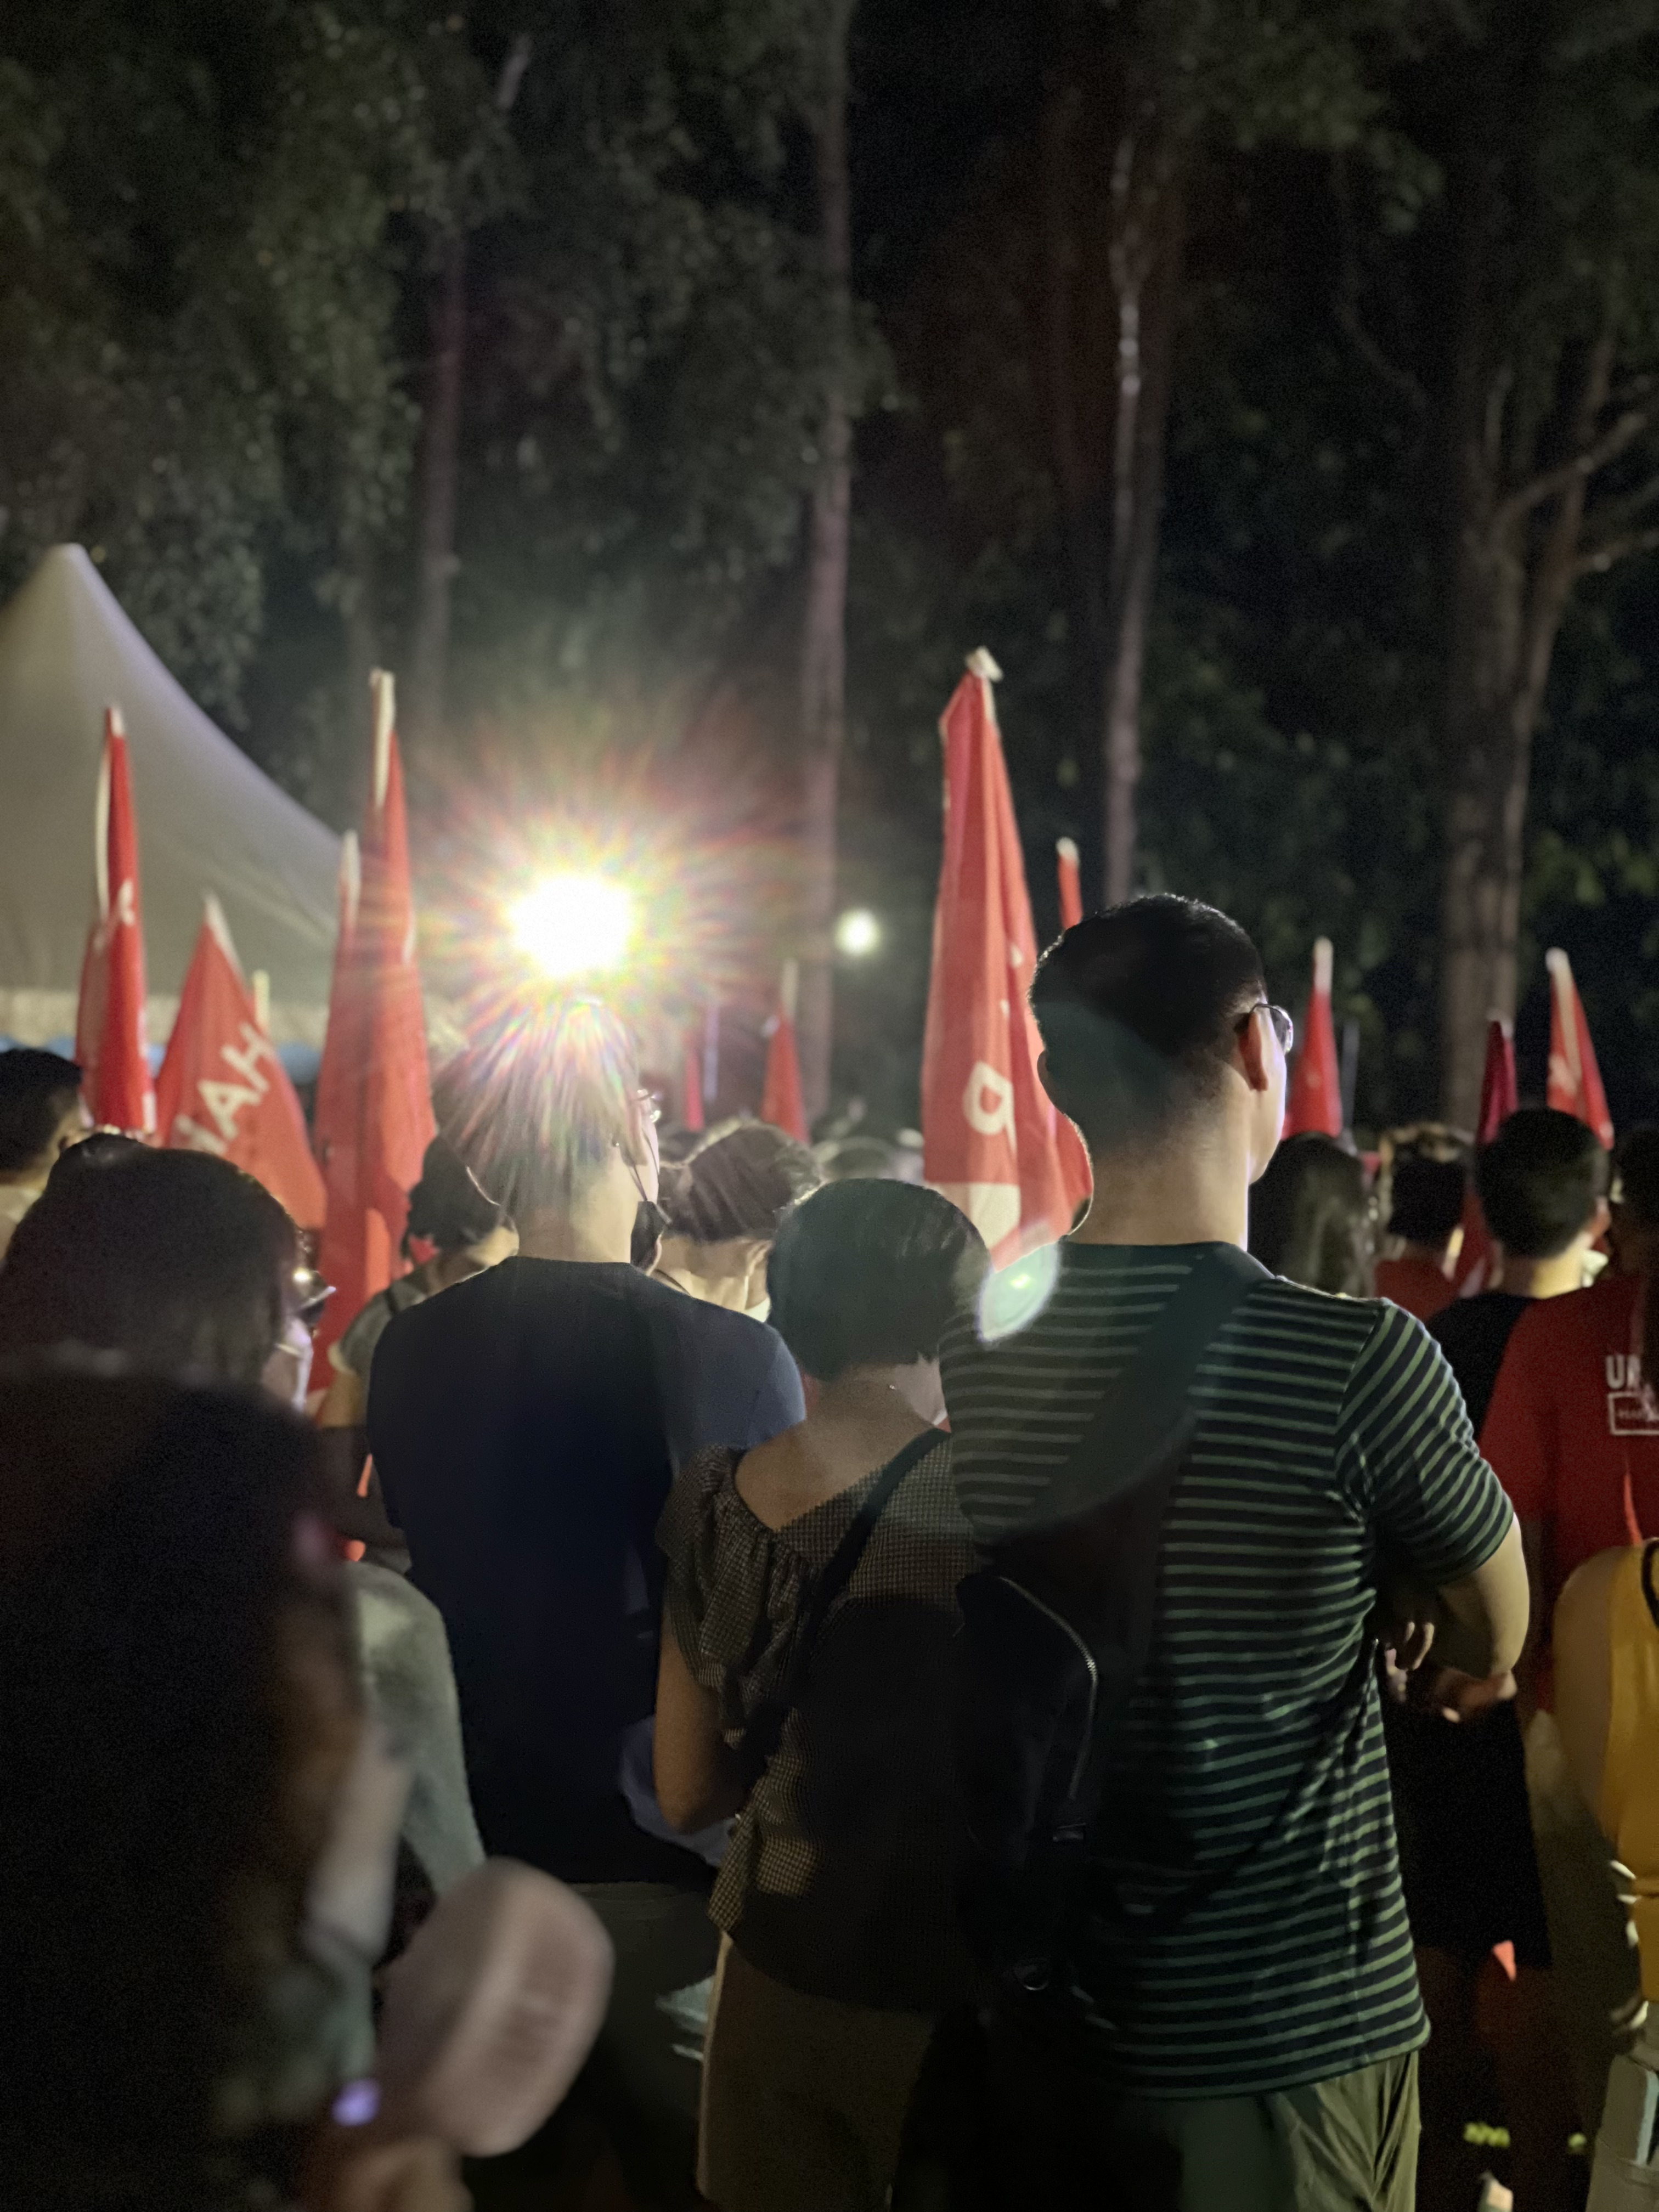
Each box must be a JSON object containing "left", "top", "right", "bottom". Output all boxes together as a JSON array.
[
  {"left": 367, "top": 994, "right": 804, "bottom": 2208},
  {"left": 1247, "top": 1131, "right": 1375, "bottom": 1296},
  {"left": 1376, "top": 1151, "right": 1468, "bottom": 1322},
  {"left": 1388, "top": 1107, "right": 1609, "bottom": 2212}
]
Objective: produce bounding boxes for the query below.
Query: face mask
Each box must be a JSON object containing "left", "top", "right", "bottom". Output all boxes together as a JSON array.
[{"left": 263, "top": 1314, "right": 315, "bottom": 1414}]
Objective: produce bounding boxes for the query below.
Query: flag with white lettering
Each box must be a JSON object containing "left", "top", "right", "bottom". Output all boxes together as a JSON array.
[
  {"left": 155, "top": 896, "right": 326, "bottom": 1227},
  {"left": 922, "top": 652, "right": 1076, "bottom": 1262}
]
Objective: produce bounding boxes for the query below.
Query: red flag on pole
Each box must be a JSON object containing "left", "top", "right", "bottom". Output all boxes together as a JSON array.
[
  {"left": 155, "top": 897, "right": 327, "bottom": 1228},
  {"left": 76, "top": 706, "right": 155, "bottom": 1135},
  {"left": 760, "top": 960, "right": 809, "bottom": 1143},
  {"left": 1453, "top": 1016, "right": 1519, "bottom": 1294},
  {"left": 313, "top": 673, "right": 436, "bottom": 1373},
  {"left": 682, "top": 1035, "right": 706, "bottom": 1132},
  {"left": 1547, "top": 947, "right": 1615, "bottom": 1150},
  {"left": 1056, "top": 837, "right": 1084, "bottom": 932},
  {"left": 1283, "top": 937, "right": 1343, "bottom": 1138},
  {"left": 921, "top": 651, "right": 1076, "bottom": 1264}
]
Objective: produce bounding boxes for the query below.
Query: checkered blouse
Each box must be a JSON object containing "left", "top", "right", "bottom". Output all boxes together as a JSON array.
[{"left": 658, "top": 1434, "right": 978, "bottom": 2011}]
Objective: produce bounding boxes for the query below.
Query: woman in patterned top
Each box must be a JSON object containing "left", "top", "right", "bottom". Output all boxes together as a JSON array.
[{"left": 653, "top": 1178, "right": 988, "bottom": 2212}]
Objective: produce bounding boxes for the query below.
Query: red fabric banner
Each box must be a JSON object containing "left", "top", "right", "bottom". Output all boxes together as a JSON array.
[
  {"left": 921, "top": 652, "right": 1077, "bottom": 1263},
  {"left": 75, "top": 707, "right": 155, "bottom": 1135},
  {"left": 1454, "top": 1016, "right": 1519, "bottom": 1294},
  {"left": 313, "top": 674, "right": 436, "bottom": 1371},
  {"left": 1283, "top": 937, "right": 1342, "bottom": 1139},
  {"left": 682, "top": 1036, "right": 706, "bottom": 1132},
  {"left": 1547, "top": 947, "right": 1615, "bottom": 1150},
  {"left": 155, "top": 898, "right": 326, "bottom": 1228},
  {"left": 760, "top": 963, "right": 809, "bottom": 1143}
]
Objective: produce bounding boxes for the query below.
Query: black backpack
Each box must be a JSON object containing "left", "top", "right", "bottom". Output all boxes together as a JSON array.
[{"left": 951, "top": 1243, "right": 1269, "bottom": 1994}]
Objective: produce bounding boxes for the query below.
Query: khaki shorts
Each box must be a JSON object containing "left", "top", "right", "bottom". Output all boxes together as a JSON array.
[
  {"left": 897, "top": 1999, "right": 1420, "bottom": 2212},
  {"left": 699, "top": 1934, "right": 936, "bottom": 2212}
]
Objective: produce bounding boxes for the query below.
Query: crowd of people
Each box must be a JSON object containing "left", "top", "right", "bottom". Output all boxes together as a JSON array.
[{"left": 5, "top": 894, "right": 1659, "bottom": 2211}]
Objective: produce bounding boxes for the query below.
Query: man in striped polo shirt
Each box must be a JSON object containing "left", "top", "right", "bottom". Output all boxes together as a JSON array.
[{"left": 940, "top": 896, "right": 1529, "bottom": 2210}]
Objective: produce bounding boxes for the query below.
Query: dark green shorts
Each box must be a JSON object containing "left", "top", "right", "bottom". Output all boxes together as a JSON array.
[
  {"left": 896, "top": 2003, "right": 1420, "bottom": 2211},
  {"left": 1083, "top": 2051, "right": 1421, "bottom": 2212}
]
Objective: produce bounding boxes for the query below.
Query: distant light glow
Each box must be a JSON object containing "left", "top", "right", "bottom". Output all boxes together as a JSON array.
[
  {"left": 510, "top": 874, "right": 634, "bottom": 979},
  {"left": 835, "top": 907, "right": 882, "bottom": 958}
]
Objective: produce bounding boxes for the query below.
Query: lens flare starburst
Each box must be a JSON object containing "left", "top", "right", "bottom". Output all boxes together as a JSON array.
[{"left": 509, "top": 874, "right": 634, "bottom": 979}]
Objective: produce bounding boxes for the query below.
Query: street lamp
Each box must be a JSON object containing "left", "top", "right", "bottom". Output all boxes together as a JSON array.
[{"left": 834, "top": 907, "right": 882, "bottom": 958}]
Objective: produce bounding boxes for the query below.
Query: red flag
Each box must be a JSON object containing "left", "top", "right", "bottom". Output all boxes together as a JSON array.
[
  {"left": 76, "top": 707, "right": 155, "bottom": 1135},
  {"left": 313, "top": 673, "right": 436, "bottom": 1371},
  {"left": 921, "top": 651, "right": 1076, "bottom": 1264},
  {"left": 155, "top": 897, "right": 327, "bottom": 1228},
  {"left": 1454, "top": 1017, "right": 1519, "bottom": 1294},
  {"left": 760, "top": 960, "right": 809, "bottom": 1143},
  {"left": 1056, "top": 837, "right": 1083, "bottom": 932},
  {"left": 682, "top": 1034, "right": 706, "bottom": 1132},
  {"left": 1283, "top": 937, "right": 1343, "bottom": 1138},
  {"left": 1547, "top": 947, "right": 1615, "bottom": 1150}
]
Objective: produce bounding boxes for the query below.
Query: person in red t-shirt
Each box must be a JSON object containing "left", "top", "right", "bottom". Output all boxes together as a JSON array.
[
  {"left": 1481, "top": 1126, "right": 1659, "bottom": 2138},
  {"left": 1375, "top": 1152, "right": 1466, "bottom": 1323}
]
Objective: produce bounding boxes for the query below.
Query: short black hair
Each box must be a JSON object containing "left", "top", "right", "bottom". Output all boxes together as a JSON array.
[
  {"left": 1616, "top": 1127, "right": 1659, "bottom": 1229},
  {"left": 1387, "top": 1152, "right": 1466, "bottom": 1247},
  {"left": 766, "top": 1180, "right": 989, "bottom": 1380},
  {"left": 1476, "top": 1109, "right": 1608, "bottom": 1259},
  {"left": 0, "top": 1048, "right": 82, "bottom": 1174},
  {"left": 0, "top": 1150, "right": 297, "bottom": 1388},
  {"left": 1248, "top": 1134, "right": 1374, "bottom": 1297},
  {"left": 442, "top": 995, "right": 637, "bottom": 1220},
  {"left": 1030, "top": 896, "right": 1266, "bottom": 1147},
  {"left": 664, "top": 1121, "right": 821, "bottom": 1244},
  {"left": 404, "top": 1133, "right": 506, "bottom": 1254}
]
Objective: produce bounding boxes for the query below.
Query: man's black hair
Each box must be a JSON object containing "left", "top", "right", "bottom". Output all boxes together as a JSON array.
[
  {"left": 766, "top": 1179, "right": 988, "bottom": 1380},
  {"left": 1029, "top": 895, "right": 1266, "bottom": 1147},
  {"left": 1476, "top": 1109, "right": 1607, "bottom": 1259},
  {"left": 1386, "top": 1153, "right": 1466, "bottom": 1248},
  {"left": 0, "top": 1049, "right": 82, "bottom": 1175}
]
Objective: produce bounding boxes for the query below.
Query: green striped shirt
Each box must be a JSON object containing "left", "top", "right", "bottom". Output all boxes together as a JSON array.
[{"left": 940, "top": 1241, "right": 1513, "bottom": 2098}]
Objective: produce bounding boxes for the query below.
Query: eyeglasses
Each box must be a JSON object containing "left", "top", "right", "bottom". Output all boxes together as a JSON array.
[{"left": 1243, "top": 1002, "right": 1295, "bottom": 1057}]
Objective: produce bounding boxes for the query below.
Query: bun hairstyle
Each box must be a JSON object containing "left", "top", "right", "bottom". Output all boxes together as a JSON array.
[
  {"left": 404, "top": 1135, "right": 507, "bottom": 1256},
  {"left": 662, "top": 1121, "right": 821, "bottom": 1246}
]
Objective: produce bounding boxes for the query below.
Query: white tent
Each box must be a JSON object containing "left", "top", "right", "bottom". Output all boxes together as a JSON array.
[{"left": 0, "top": 545, "right": 340, "bottom": 1046}]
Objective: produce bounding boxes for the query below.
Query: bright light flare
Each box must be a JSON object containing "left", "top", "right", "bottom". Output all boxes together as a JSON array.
[
  {"left": 510, "top": 874, "right": 634, "bottom": 979},
  {"left": 835, "top": 907, "right": 882, "bottom": 958}
]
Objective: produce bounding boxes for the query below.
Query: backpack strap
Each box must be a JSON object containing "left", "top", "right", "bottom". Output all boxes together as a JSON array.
[
  {"left": 1039, "top": 1243, "right": 1269, "bottom": 1530},
  {"left": 738, "top": 1425, "right": 941, "bottom": 1787}
]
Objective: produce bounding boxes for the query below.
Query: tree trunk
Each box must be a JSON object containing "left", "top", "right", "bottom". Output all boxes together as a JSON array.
[
  {"left": 1437, "top": 82, "right": 1605, "bottom": 1126},
  {"left": 794, "top": 0, "right": 854, "bottom": 1125},
  {"left": 407, "top": 233, "right": 466, "bottom": 755},
  {"left": 1101, "top": 149, "right": 1184, "bottom": 905}
]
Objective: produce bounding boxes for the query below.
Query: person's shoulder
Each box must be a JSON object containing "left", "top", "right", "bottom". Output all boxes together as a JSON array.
[
  {"left": 1244, "top": 1270, "right": 1397, "bottom": 1345},
  {"left": 634, "top": 1272, "right": 786, "bottom": 1362},
  {"left": 1505, "top": 1269, "right": 1628, "bottom": 1356}
]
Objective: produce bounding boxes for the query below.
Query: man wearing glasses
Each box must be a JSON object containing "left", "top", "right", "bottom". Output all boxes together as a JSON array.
[{"left": 935, "top": 895, "right": 1528, "bottom": 2210}]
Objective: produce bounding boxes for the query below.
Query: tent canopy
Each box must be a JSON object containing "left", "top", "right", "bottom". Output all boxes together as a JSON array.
[{"left": 0, "top": 545, "right": 340, "bottom": 1043}]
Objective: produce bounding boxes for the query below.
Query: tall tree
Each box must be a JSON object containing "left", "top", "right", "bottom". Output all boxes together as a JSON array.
[
  {"left": 406, "top": 33, "right": 529, "bottom": 756},
  {"left": 1342, "top": 0, "right": 1659, "bottom": 1123},
  {"left": 796, "top": 0, "right": 856, "bottom": 1118}
]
